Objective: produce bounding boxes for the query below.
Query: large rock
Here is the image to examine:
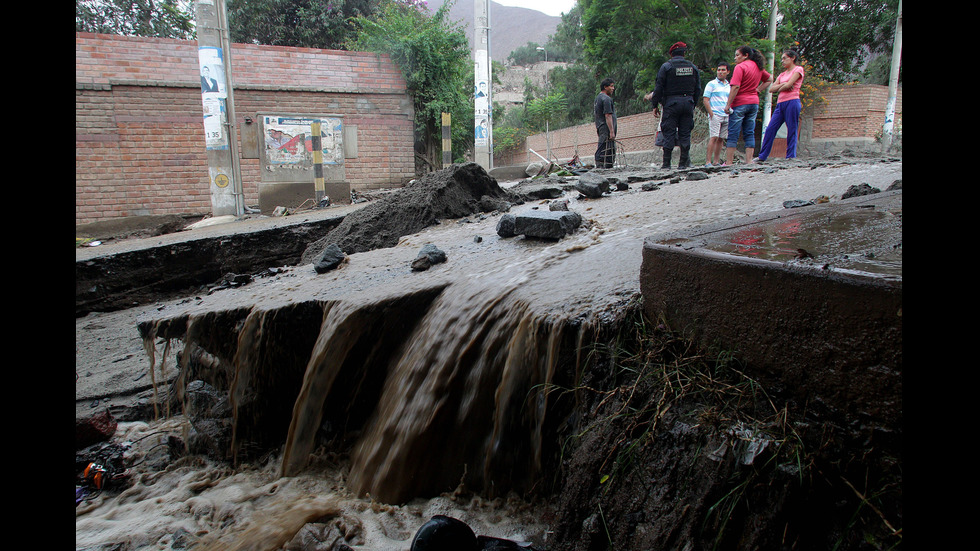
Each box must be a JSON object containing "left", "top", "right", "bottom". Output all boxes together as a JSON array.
[
  {"left": 76, "top": 409, "right": 117, "bottom": 450},
  {"left": 496, "top": 213, "right": 517, "bottom": 238},
  {"left": 575, "top": 172, "right": 611, "bottom": 198},
  {"left": 514, "top": 210, "right": 583, "bottom": 240},
  {"left": 411, "top": 244, "right": 448, "bottom": 271},
  {"left": 314, "top": 243, "right": 347, "bottom": 273}
]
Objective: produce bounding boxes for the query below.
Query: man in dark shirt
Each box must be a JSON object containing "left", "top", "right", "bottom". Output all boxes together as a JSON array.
[
  {"left": 593, "top": 78, "right": 617, "bottom": 169},
  {"left": 644, "top": 42, "right": 701, "bottom": 169}
]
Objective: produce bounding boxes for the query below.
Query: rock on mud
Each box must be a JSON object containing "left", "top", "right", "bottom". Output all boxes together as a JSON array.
[
  {"left": 301, "top": 163, "right": 519, "bottom": 262},
  {"left": 411, "top": 244, "right": 447, "bottom": 272},
  {"left": 575, "top": 172, "right": 611, "bottom": 199},
  {"left": 314, "top": 243, "right": 348, "bottom": 273}
]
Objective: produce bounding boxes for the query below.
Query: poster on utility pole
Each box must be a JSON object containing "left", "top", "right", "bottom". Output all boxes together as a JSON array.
[
  {"left": 198, "top": 46, "right": 228, "bottom": 150},
  {"left": 474, "top": 53, "right": 490, "bottom": 148}
]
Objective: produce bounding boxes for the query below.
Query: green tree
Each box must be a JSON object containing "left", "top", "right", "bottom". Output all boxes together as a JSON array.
[
  {"left": 507, "top": 42, "right": 545, "bottom": 66},
  {"left": 76, "top": 0, "right": 194, "bottom": 39},
  {"left": 227, "top": 0, "right": 379, "bottom": 49},
  {"left": 351, "top": 0, "right": 473, "bottom": 171},
  {"left": 780, "top": 0, "right": 900, "bottom": 82}
]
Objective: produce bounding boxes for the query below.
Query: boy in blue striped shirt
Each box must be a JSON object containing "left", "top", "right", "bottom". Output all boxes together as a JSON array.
[{"left": 702, "top": 63, "right": 731, "bottom": 166}]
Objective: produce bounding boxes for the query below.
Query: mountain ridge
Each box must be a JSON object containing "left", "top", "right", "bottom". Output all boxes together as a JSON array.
[{"left": 426, "top": 0, "right": 562, "bottom": 62}]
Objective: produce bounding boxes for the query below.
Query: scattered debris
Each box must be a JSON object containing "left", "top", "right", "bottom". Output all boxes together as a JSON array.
[
  {"left": 76, "top": 409, "right": 118, "bottom": 450},
  {"left": 411, "top": 244, "right": 447, "bottom": 272},
  {"left": 841, "top": 183, "right": 880, "bottom": 199},
  {"left": 496, "top": 214, "right": 517, "bottom": 238},
  {"left": 514, "top": 210, "right": 583, "bottom": 240},
  {"left": 314, "top": 243, "right": 348, "bottom": 274},
  {"left": 207, "top": 272, "right": 253, "bottom": 294},
  {"left": 575, "top": 172, "right": 611, "bottom": 199},
  {"left": 302, "top": 163, "right": 519, "bottom": 261},
  {"left": 549, "top": 199, "right": 570, "bottom": 212}
]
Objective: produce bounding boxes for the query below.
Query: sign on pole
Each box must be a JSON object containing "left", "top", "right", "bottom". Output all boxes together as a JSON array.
[
  {"left": 474, "top": 0, "right": 492, "bottom": 170},
  {"left": 196, "top": 0, "right": 244, "bottom": 217}
]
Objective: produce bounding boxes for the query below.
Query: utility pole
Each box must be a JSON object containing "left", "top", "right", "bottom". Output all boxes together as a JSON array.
[
  {"left": 474, "top": 0, "right": 492, "bottom": 170},
  {"left": 882, "top": 0, "right": 902, "bottom": 151},
  {"left": 537, "top": 46, "right": 551, "bottom": 161},
  {"left": 195, "top": 0, "right": 245, "bottom": 217},
  {"left": 761, "top": 0, "right": 779, "bottom": 140}
]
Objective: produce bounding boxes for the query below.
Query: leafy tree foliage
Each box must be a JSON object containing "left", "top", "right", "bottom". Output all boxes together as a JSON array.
[
  {"left": 76, "top": 0, "right": 194, "bottom": 39},
  {"left": 227, "top": 0, "right": 380, "bottom": 49},
  {"left": 351, "top": 0, "right": 473, "bottom": 170},
  {"left": 780, "top": 0, "right": 900, "bottom": 82},
  {"left": 533, "top": 0, "right": 900, "bottom": 126}
]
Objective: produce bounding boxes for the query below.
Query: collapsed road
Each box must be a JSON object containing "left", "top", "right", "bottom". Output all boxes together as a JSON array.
[{"left": 76, "top": 157, "right": 902, "bottom": 551}]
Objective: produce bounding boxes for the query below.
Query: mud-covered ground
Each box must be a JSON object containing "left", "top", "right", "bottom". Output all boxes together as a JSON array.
[{"left": 76, "top": 156, "right": 902, "bottom": 550}]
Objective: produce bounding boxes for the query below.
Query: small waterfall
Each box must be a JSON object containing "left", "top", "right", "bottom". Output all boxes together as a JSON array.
[{"left": 140, "top": 270, "right": 607, "bottom": 504}]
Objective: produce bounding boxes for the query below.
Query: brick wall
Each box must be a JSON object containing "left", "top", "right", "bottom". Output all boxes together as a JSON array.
[
  {"left": 810, "top": 84, "right": 903, "bottom": 140},
  {"left": 76, "top": 33, "right": 415, "bottom": 226},
  {"left": 495, "top": 84, "right": 902, "bottom": 166}
]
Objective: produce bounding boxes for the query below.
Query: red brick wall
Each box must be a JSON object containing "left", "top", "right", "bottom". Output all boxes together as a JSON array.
[
  {"left": 810, "top": 84, "right": 903, "bottom": 140},
  {"left": 495, "top": 84, "right": 902, "bottom": 166},
  {"left": 76, "top": 33, "right": 415, "bottom": 225}
]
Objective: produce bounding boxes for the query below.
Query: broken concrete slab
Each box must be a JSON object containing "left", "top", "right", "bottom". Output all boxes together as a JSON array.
[
  {"left": 514, "top": 210, "right": 583, "bottom": 240},
  {"left": 575, "top": 172, "right": 611, "bottom": 198}
]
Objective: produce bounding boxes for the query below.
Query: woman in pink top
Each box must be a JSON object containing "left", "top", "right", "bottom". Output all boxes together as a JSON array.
[
  {"left": 723, "top": 46, "right": 773, "bottom": 165},
  {"left": 757, "top": 50, "right": 805, "bottom": 161}
]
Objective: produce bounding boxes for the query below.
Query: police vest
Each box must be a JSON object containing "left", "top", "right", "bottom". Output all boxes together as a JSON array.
[{"left": 663, "top": 58, "right": 699, "bottom": 97}]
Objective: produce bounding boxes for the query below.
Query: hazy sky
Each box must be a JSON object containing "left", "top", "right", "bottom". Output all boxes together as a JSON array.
[{"left": 492, "top": 0, "right": 576, "bottom": 17}]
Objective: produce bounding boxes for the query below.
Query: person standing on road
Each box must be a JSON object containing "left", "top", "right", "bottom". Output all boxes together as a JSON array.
[
  {"left": 644, "top": 42, "right": 701, "bottom": 169},
  {"left": 594, "top": 78, "right": 617, "bottom": 169},
  {"left": 757, "top": 50, "right": 805, "bottom": 162},
  {"left": 723, "top": 46, "right": 773, "bottom": 165},
  {"left": 702, "top": 62, "right": 731, "bottom": 166}
]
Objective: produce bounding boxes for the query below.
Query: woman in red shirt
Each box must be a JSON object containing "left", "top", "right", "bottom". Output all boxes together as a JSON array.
[
  {"left": 757, "top": 50, "right": 805, "bottom": 161},
  {"left": 723, "top": 46, "right": 773, "bottom": 165}
]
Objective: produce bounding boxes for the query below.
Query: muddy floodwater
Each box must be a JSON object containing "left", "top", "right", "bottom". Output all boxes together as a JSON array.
[{"left": 76, "top": 159, "right": 902, "bottom": 551}]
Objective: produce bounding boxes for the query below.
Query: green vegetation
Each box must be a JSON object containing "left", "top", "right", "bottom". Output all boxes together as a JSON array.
[
  {"left": 76, "top": 0, "right": 194, "bottom": 39},
  {"left": 350, "top": 0, "right": 473, "bottom": 171},
  {"left": 77, "top": 0, "right": 900, "bottom": 168},
  {"left": 495, "top": 0, "right": 901, "bottom": 154},
  {"left": 227, "top": 0, "right": 380, "bottom": 50}
]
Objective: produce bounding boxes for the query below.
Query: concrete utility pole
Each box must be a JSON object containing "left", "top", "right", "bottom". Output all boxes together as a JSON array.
[
  {"left": 882, "top": 0, "right": 902, "bottom": 151},
  {"left": 474, "top": 0, "right": 493, "bottom": 170},
  {"left": 761, "top": 0, "right": 779, "bottom": 140},
  {"left": 195, "top": 0, "right": 245, "bottom": 217}
]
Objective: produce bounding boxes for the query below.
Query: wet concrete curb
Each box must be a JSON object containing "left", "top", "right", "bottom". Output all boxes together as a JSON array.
[{"left": 640, "top": 190, "right": 902, "bottom": 436}]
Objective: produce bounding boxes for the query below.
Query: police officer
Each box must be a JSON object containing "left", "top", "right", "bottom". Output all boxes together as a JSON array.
[{"left": 644, "top": 42, "right": 701, "bottom": 169}]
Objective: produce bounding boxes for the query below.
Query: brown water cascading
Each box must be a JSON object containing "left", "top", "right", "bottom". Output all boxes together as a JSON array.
[{"left": 343, "top": 279, "right": 581, "bottom": 504}]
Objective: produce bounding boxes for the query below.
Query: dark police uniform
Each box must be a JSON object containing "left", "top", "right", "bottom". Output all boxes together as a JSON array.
[{"left": 649, "top": 52, "right": 701, "bottom": 168}]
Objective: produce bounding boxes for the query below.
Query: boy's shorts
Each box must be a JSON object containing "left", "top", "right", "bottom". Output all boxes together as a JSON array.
[{"left": 708, "top": 115, "right": 728, "bottom": 139}]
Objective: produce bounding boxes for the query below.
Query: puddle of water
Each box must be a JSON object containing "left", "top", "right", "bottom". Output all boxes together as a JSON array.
[{"left": 705, "top": 202, "right": 902, "bottom": 277}]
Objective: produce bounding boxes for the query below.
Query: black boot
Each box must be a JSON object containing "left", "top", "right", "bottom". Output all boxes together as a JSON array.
[
  {"left": 661, "top": 148, "right": 671, "bottom": 169},
  {"left": 679, "top": 147, "right": 691, "bottom": 168}
]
